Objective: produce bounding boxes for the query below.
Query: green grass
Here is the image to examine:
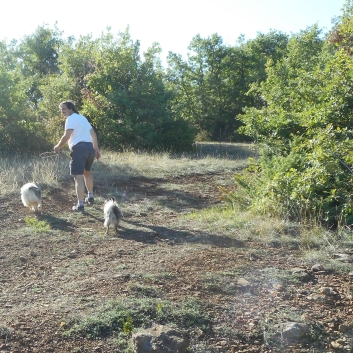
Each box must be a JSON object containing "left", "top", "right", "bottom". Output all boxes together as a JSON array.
[
  {"left": 259, "top": 308, "right": 328, "bottom": 351},
  {"left": 25, "top": 216, "right": 51, "bottom": 232},
  {"left": 140, "top": 272, "right": 173, "bottom": 282},
  {"left": 64, "top": 296, "right": 210, "bottom": 339},
  {"left": 182, "top": 202, "right": 353, "bottom": 275},
  {"left": 301, "top": 249, "right": 353, "bottom": 274},
  {"left": 262, "top": 267, "right": 301, "bottom": 285},
  {"left": 201, "top": 273, "right": 238, "bottom": 294},
  {"left": 96, "top": 149, "right": 250, "bottom": 180}
]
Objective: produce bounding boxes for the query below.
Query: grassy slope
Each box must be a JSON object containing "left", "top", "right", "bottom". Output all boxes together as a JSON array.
[{"left": 1, "top": 143, "right": 353, "bottom": 352}]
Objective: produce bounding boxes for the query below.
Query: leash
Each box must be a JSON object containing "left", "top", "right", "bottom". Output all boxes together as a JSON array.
[{"left": 39, "top": 152, "right": 59, "bottom": 158}]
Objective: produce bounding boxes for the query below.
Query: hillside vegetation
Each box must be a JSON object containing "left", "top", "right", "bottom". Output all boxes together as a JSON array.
[
  {"left": 1, "top": 3, "right": 353, "bottom": 224},
  {"left": 1, "top": 144, "right": 353, "bottom": 352}
]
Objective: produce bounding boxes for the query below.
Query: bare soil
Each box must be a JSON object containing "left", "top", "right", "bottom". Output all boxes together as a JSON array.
[{"left": 1, "top": 150, "right": 353, "bottom": 352}]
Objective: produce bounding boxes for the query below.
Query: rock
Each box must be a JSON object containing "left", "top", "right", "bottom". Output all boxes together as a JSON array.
[
  {"left": 311, "top": 264, "right": 324, "bottom": 272},
  {"left": 216, "top": 341, "right": 228, "bottom": 346},
  {"left": 67, "top": 250, "right": 78, "bottom": 259},
  {"left": 333, "top": 253, "right": 353, "bottom": 263},
  {"left": 281, "top": 322, "right": 310, "bottom": 340},
  {"left": 290, "top": 268, "right": 310, "bottom": 281},
  {"left": 298, "top": 289, "right": 308, "bottom": 295},
  {"left": 237, "top": 278, "right": 251, "bottom": 290},
  {"left": 133, "top": 325, "right": 190, "bottom": 353},
  {"left": 331, "top": 340, "right": 343, "bottom": 349},
  {"left": 193, "top": 327, "right": 204, "bottom": 339},
  {"left": 319, "top": 287, "right": 337, "bottom": 296}
]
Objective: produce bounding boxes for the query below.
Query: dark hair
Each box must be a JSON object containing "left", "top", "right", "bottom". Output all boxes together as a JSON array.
[{"left": 59, "top": 100, "right": 79, "bottom": 114}]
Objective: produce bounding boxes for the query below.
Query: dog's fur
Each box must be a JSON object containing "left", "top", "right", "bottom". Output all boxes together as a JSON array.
[
  {"left": 103, "top": 197, "right": 121, "bottom": 235},
  {"left": 21, "top": 181, "right": 42, "bottom": 212}
]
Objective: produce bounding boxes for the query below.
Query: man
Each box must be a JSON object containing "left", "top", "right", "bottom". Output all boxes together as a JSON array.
[{"left": 54, "top": 101, "right": 101, "bottom": 212}]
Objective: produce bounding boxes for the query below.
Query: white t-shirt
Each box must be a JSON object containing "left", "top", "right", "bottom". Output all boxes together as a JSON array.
[{"left": 65, "top": 113, "right": 93, "bottom": 150}]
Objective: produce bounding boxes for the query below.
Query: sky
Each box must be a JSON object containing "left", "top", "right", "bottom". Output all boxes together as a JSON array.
[{"left": 0, "top": 0, "right": 347, "bottom": 63}]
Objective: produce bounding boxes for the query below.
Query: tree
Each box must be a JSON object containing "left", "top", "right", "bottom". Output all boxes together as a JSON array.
[
  {"left": 168, "top": 34, "right": 234, "bottom": 141},
  {"left": 58, "top": 34, "right": 99, "bottom": 107},
  {"left": 239, "top": 24, "right": 353, "bottom": 225},
  {"left": 241, "top": 26, "right": 325, "bottom": 154},
  {"left": 0, "top": 40, "right": 50, "bottom": 153},
  {"left": 167, "top": 32, "right": 288, "bottom": 141},
  {"left": 36, "top": 34, "right": 100, "bottom": 144},
  {"left": 16, "top": 25, "right": 63, "bottom": 108},
  {"left": 328, "top": 0, "right": 353, "bottom": 53},
  {"left": 82, "top": 28, "right": 194, "bottom": 151}
]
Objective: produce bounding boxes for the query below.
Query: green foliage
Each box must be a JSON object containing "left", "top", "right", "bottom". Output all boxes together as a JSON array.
[
  {"left": 65, "top": 297, "right": 209, "bottom": 338},
  {"left": 328, "top": 0, "right": 353, "bottom": 51},
  {"left": 17, "top": 26, "right": 62, "bottom": 77},
  {"left": 219, "top": 158, "right": 261, "bottom": 211},
  {"left": 167, "top": 31, "right": 288, "bottom": 142},
  {"left": 0, "top": 49, "right": 51, "bottom": 153},
  {"left": 58, "top": 34, "right": 98, "bottom": 106},
  {"left": 0, "top": 16, "right": 349, "bottom": 157},
  {"left": 16, "top": 25, "right": 63, "bottom": 108},
  {"left": 25, "top": 216, "right": 50, "bottom": 232},
  {"left": 81, "top": 28, "right": 195, "bottom": 151},
  {"left": 0, "top": 27, "right": 62, "bottom": 153},
  {"left": 237, "top": 21, "right": 353, "bottom": 225},
  {"left": 122, "top": 314, "right": 133, "bottom": 334}
]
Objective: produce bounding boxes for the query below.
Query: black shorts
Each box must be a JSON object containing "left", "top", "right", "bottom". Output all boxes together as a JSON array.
[{"left": 70, "top": 142, "right": 96, "bottom": 175}]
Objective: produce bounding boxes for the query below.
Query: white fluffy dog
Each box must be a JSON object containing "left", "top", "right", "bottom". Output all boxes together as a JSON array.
[
  {"left": 21, "top": 182, "right": 42, "bottom": 213},
  {"left": 103, "top": 197, "right": 122, "bottom": 235}
]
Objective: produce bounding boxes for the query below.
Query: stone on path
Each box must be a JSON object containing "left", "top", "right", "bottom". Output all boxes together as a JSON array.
[
  {"left": 281, "top": 322, "right": 310, "bottom": 340},
  {"left": 133, "top": 325, "right": 190, "bottom": 353}
]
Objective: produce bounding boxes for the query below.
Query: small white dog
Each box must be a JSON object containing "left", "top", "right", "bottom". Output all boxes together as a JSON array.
[
  {"left": 21, "top": 181, "right": 42, "bottom": 213},
  {"left": 103, "top": 197, "right": 122, "bottom": 235}
]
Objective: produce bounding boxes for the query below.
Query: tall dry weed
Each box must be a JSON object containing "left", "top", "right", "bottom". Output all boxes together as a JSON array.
[
  {"left": 93, "top": 149, "right": 248, "bottom": 181},
  {"left": 0, "top": 153, "right": 69, "bottom": 194}
]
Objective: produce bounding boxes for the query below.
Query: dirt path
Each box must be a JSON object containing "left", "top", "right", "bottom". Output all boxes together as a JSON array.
[{"left": 1, "top": 170, "right": 353, "bottom": 352}]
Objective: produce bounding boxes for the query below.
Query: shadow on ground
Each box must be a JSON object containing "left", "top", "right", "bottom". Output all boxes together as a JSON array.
[
  {"left": 39, "top": 214, "right": 74, "bottom": 232},
  {"left": 120, "top": 220, "right": 245, "bottom": 248}
]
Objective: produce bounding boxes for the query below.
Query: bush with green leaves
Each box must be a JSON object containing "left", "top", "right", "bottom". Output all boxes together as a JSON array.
[
  {"left": 0, "top": 68, "right": 51, "bottom": 153},
  {"left": 80, "top": 30, "right": 196, "bottom": 152},
  {"left": 236, "top": 20, "right": 353, "bottom": 225}
]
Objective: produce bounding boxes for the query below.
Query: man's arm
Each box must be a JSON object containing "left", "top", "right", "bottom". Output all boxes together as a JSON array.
[
  {"left": 90, "top": 128, "right": 101, "bottom": 160},
  {"left": 54, "top": 129, "right": 73, "bottom": 152}
]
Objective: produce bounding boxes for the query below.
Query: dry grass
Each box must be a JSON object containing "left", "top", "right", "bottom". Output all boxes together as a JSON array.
[
  {"left": 94, "top": 148, "right": 250, "bottom": 181},
  {"left": 182, "top": 205, "right": 353, "bottom": 260},
  {"left": 3, "top": 143, "right": 353, "bottom": 352},
  {"left": 2, "top": 144, "right": 353, "bottom": 260},
  {"left": 0, "top": 152, "right": 69, "bottom": 194},
  {"left": 0, "top": 146, "right": 251, "bottom": 195}
]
